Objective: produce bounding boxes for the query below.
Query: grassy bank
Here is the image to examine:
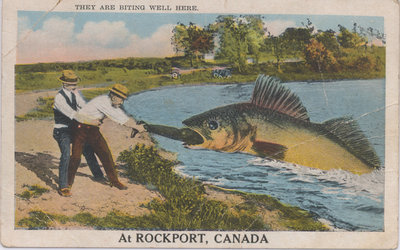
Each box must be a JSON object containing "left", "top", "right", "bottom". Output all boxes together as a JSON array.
[{"left": 17, "top": 144, "right": 328, "bottom": 231}]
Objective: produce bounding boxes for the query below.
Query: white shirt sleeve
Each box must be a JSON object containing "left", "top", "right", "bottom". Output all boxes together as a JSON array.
[
  {"left": 97, "top": 97, "right": 130, "bottom": 125},
  {"left": 53, "top": 92, "right": 77, "bottom": 120}
]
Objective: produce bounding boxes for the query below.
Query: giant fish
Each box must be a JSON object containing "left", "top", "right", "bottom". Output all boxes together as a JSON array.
[{"left": 144, "top": 75, "right": 381, "bottom": 174}]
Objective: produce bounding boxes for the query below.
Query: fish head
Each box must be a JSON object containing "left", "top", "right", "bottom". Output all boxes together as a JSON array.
[{"left": 182, "top": 106, "right": 251, "bottom": 151}]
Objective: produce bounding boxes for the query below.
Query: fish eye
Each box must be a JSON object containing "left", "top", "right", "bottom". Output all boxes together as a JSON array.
[{"left": 208, "top": 120, "right": 219, "bottom": 130}]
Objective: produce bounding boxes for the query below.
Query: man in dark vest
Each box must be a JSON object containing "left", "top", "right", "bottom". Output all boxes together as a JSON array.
[{"left": 53, "top": 70, "right": 105, "bottom": 197}]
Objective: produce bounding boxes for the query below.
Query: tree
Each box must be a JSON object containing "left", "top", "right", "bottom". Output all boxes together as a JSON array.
[
  {"left": 315, "top": 29, "right": 340, "bottom": 54},
  {"left": 353, "top": 23, "right": 386, "bottom": 46},
  {"left": 263, "top": 24, "right": 313, "bottom": 72},
  {"left": 304, "top": 38, "right": 337, "bottom": 72},
  {"left": 264, "top": 35, "right": 287, "bottom": 72},
  {"left": 281, "top": 27, "right": 312, "bottom": 57},
  {"left": 244, "top": 16, "right": 265, "bottom": 64},
  {"left": 213, "top": 15, "right": 265, "bottom": 72},
  {"left": 214, "top": 16, "right": 249, "bottom": 72},
  {"left": 337, "top": 25, "right": 367, "bottom": 48},
  {"left": 172, "top": 22, "right": 215, "bottom": 67}
]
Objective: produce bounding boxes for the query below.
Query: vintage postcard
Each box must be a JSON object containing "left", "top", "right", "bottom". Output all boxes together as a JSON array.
[{"left": 1, "top": 0, "right": 399, "bottom": 248}]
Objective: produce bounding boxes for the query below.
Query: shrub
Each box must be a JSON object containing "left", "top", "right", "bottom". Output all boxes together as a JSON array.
[
  {"left": 16, "top": 97, "right": 54, "bottom": 121},
  {"left": 351, "top": 55, "right": 376, "bottom": 71}
]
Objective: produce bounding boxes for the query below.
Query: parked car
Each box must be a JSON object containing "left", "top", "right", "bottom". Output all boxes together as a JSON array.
[
  {"left": 170, "top": 67, "right": 181, "bottom": 79},
  {"left": 212, "top": 68, "right": 232, "bottom": 78}
]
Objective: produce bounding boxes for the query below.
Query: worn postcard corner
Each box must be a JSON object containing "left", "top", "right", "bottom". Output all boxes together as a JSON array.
[{"left": 1, "top": 0, "right": 399, "bottom": 249}]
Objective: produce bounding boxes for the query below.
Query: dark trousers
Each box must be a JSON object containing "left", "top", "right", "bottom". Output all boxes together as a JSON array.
[
  {"left": 67, "top": 121, "right": 122, "bottom": 187},
  {"left": 53, "top": 127, "right": 104, "bottom": 189}
]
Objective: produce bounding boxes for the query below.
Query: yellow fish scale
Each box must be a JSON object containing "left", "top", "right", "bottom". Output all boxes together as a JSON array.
[
  {"left": 250, "top": 119, "right": 373, "bottom": 175},
  {"left": 202, "top": 129, "right": 254, "bottom": 152}
]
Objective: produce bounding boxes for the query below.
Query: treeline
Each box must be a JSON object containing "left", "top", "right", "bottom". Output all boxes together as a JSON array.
[
  {"left": 15, "top": 57, "right": 173, "bottom": 74},
  {"left": 16, "top": 15, "right": 385, "bottom": 77},
  {"left": 172, "top": 16, "right": 385, "bottom": 73}
]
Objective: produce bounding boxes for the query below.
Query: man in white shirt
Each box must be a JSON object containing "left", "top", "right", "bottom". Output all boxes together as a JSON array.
[
  {"left": 68, "top": 83, "right": 145, "bottom": 193},
  {"left": 53, "top": 70, "right": 105, "bottom": 197}
]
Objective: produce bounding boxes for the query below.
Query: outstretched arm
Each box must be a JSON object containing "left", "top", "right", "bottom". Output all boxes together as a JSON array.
[{"left": 124, "top": 118, "right": 146, "bottom": 132}]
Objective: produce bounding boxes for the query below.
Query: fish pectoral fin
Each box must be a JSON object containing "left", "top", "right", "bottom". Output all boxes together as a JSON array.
[{"left": 251, "top": 140, "right": 287, "bottom": 159}]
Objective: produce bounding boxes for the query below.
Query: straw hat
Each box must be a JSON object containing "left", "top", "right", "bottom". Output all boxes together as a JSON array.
[
  {"left": 58, "top": 70, "right": 80, "bottom": 84},
  {"left": 110, "top": 83, "right": 129, "bottom": 99}
]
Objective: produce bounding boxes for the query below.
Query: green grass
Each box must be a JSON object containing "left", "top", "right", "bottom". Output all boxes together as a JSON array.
[
  {"left": 17, "top": 184, "right": 50, "bottom": 200},
  {"left": 80, "top": 87, "right": 110, "bottom": 101},
  {"left": 15, "top": 72, "right": 60, "bottom": 91},
  {"left": 17, "top": 210, "right": 69, "bottom": 229},
  {"left": 207, "top": 185, "right": 329, "bottom": 231},
  {"left": 18, "top": 210, "right": 55, "bottom": 229},
  {"left": 16, "top": 97, "right": 54, "bottom": 121},
  {"left": 117, "top": 144, "right": 266, "bottom": 230},
  {"left": 243, "top": 193, "right": 328, "bottom": 231}
]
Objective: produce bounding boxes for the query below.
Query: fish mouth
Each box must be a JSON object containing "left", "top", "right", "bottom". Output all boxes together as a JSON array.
[
  {"left": 144, "top": 123, "right": 204, "bottom": 145},
  {"left": 180, "top": 127, "right": 204, "bottom": 146}
]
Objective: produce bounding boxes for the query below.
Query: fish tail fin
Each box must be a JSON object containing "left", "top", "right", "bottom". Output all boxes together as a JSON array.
[{"left": 322, "top": 116, "right": 381, "bottom": 169}]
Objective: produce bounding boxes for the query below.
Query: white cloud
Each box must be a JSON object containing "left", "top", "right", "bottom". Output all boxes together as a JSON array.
[
  {"left": 17, "top": 17, "right": 175, "bottom": 64},
  {"left": 126, "top": 24, "right": 175, "bottom": 57},
  {"left": 61, "top": 24, "right": 176, "bottom": 61},
  {"left": 17, "top": 17, "right": 76, "bottom": 63},
  {"left": 263, "top": 20, "right": 297, "bottom": 36},
  {"left": 76, "top": 21, "right": 130, "bottom": 48}
]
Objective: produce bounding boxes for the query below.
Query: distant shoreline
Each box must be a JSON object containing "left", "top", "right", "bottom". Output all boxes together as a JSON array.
[{"left": 16, "top": 77, "right": 386, "bottom": 96}]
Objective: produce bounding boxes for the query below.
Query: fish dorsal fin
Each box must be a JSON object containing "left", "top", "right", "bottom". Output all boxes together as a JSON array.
[
  {"left": 322, "top": 116, "right": 381, "bottom": 168},
  {"left": 250, "top": 75, "right": 310, "bottom": 121}
]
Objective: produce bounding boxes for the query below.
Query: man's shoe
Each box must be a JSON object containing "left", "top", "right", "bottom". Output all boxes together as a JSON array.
[
  {"left": 58, "top": 188, "right": 72, "bottom": 197},
  {"left": 112, "top": 182, "right": 128, "bottom": 190}
]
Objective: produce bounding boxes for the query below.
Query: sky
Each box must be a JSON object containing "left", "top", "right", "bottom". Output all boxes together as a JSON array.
[{"left": 16, "top": 11, "right": 384, "bottom": 64}]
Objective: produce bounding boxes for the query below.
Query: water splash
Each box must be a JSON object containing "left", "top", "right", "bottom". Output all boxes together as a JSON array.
[{"left": 249, "top": 157, "right": 384, "bottom": 202}]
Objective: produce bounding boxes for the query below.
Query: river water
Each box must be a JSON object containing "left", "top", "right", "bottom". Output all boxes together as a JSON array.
[{"left": 124, "top": 79, "right": 385, "bottom": 231}]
